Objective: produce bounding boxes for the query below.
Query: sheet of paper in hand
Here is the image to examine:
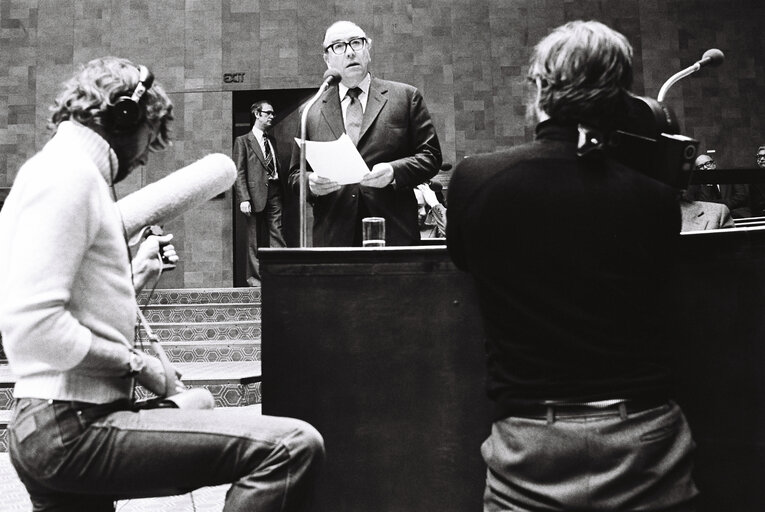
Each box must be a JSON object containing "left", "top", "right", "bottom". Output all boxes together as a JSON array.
[{"left": 294, "top": 133, "right": 370, "bottom": 184}]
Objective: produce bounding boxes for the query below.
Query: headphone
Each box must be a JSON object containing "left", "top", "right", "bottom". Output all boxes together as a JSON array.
[{"left": 108, "top": 64, "right": 154, "bottom": 131}]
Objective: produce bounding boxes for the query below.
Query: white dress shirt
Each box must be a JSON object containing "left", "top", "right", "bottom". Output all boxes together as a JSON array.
[
  {"left": 339, "top": 73, "right": 371, "bottom": 123},
  {"left": 251, "top": 126, "right": 278, "bottom": 179}
]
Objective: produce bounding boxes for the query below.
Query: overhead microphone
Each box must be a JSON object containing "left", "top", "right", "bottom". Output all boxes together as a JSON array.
[
  {"left": 298, "top": 68, "right": 342, "bottom": 247},
  {"left": 117, "top": 153, "right": 237, "bottom": 241},
  {"left": 697, "top": 48, "right": 725, "bottom": 68},
  {"left": 657, "top": 48, "right": 725, "bottom": 101},
  {"left": 321, "top": 68, "right": 342, "bottom": 89}
]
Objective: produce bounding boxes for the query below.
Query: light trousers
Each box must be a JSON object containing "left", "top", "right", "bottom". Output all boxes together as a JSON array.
[{"left": 482, "top": 401, "right": 697, "bottom": 511}]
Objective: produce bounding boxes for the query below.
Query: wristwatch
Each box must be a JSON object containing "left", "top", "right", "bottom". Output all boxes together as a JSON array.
[{"left": 125, "top": 349, "right": 146, "bottom": 378}]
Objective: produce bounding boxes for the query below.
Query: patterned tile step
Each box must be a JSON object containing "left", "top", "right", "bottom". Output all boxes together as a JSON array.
[
  {"left": 138, "top": 287, "right": 261, "bottom": 305},
  {"left": 0, "top": 366, "right": 14, "bottom": 390},
  {"left": 139, "top": 320, "right": 261, "bottom": 342},
  {"left": 0, "top": 388, "right": 11, "bottom": 409},
  {"left": 144, "top": 340, "right": 261, "bottom": 363},
  {"left": 0, "top": 410, "right": 8, "bottom": 450},
  {"left": 135, "top": 382, "right": 261, "bottom": 409},
  {"left": 141, "top": 303, "right": 261, "bottom": 323},
  {"left": 0, "top": 361, "right": 260, "bottom": 388}
]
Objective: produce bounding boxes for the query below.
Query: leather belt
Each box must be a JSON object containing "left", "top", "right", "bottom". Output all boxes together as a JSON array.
[{"left": 506, "top": 398, "right": 668, "bottom": 420}]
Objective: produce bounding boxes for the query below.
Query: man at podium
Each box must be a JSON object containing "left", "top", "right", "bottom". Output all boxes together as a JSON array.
[{"left": 447, "top": 21, "right": 698, "bottom": 511}]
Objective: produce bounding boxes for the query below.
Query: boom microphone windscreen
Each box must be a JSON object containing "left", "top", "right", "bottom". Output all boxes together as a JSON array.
[
  {"left": 118, "top": 153, "right": 236, "bottom": 239},
  {"left": 698, "top": 48, "right": 724, "bottom": 68}
]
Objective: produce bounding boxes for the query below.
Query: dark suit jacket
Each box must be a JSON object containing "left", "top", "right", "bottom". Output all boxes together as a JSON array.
[
  {"left": 288, "top": 77, "right": 442, "bottom": 246},
  {"left": 233, "top": 131, "right": 281, "bottom": 213},
  {"left": 692, "top": 182, "right": 751, "bottom": 218}
]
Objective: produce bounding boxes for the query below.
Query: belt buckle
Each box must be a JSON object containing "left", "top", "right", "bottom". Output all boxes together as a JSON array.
[{"left": 542, "top": 399, "right": 628, "bottom": 423}]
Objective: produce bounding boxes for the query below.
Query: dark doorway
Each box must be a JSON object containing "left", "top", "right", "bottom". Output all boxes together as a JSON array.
[{"left": 231, "top": 88, "right": 316, "bottom": 287}]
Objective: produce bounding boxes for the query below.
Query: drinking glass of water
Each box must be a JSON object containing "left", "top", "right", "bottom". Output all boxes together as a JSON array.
[{"left": 362, "top": 217, "right": 386, "bottom": 247}]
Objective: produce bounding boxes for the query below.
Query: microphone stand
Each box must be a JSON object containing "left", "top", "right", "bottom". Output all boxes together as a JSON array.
[
  {"left": 657, "top": 62, "right": 703, "bottom": 102},
  {"left": 299, "top": 81, "right": 333, "bottom": 247}
]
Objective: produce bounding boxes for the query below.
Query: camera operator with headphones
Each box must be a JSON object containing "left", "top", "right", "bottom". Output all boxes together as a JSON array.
[
  {"left": 447, "top": 21, "right": 697, "bottom": 511},
  {"left": 0, "top": 57, "right": 323, "bottom": 511}
]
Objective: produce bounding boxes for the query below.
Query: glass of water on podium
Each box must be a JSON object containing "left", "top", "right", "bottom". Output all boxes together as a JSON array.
[{"left": 362, "top": 217, "right": 386, "bottom": 247}]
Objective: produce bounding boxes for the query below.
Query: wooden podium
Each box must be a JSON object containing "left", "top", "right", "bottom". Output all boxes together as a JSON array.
[
  {"left": 260, "top": 247, "right": 491, "bottom": 512},
  {"left": 260, "top": 227, "right": 765, "bottom": 511}
]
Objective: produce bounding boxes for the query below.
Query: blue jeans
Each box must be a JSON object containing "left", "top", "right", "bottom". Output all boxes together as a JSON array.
[
  {"left": 8, "top": 398, "right": 324, "bottom": 511},
  {"left": 482, "top": 401, "right": 697, "bottom": 512}
]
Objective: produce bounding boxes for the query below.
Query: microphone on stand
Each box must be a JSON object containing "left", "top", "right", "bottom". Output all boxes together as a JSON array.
[
  {"left": 299, "top": 69, "right": 342, "bottom": 247},
  {"left": 657, "top": 48, "right": 725, "bottom": 101}
]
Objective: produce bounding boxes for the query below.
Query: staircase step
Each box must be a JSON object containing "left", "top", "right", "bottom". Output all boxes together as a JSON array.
[
  {"left": 0, "top": 362, "right": 260, "bottom": 388},
  {"left": 173, "top": 361, "right": 261, "bottom": 385},
  {"left": 141, "top": 303, "right": 260, "bottom": 323},
  {"left": 0, "top": 389, "right": 10, "bottom": 411},
  {"left": 138, "top": 287, "right": 261, "bottom": 305},
  {"left": 135, "top": 381, "right": 262, "bottom": 409},
  {"left": 139, "top": 320, "right": 261, "bottom": 342},
  {"left": 146, "top": 340, "right": 260, "bottom": 363}
]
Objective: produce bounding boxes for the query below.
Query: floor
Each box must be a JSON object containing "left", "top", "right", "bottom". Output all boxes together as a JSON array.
[{"left": 0, "top": 452, "right": 228, "bottom": 511}]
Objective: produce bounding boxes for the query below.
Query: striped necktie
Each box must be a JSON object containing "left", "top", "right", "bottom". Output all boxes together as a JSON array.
[
  {"left": 262, "top": 134, "right": 275, "bottom": 177},
  {"left": 345, "top": 87, "right": 363, "bottom": 146}
]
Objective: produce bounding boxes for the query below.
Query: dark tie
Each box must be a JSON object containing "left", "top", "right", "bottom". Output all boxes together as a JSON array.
[
  {"left": 345, "top": 87, "right": 363, "bottom": 146},
  {"left": 262, "top": 134, "right": 276, "bottom": 178}
]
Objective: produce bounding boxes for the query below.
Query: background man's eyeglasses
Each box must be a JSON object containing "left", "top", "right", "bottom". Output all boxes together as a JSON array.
[
  {"left": 697, "top": 162, "right": 717, "bottom": 170},
  {"left": 325, "top": 37, "right": 367, "bottom": 55},
  {"left": 259, "top": 110, "right": 275, "bottom": 117}
]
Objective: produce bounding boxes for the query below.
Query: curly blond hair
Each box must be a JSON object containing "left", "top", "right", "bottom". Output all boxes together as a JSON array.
[{"left": 49, "top": 56, "right": 173, "bottom": 147}]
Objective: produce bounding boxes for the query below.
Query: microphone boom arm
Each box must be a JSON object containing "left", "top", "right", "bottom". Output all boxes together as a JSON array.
[
  {"left": 657, "top": 62, "right": 701, "bottom": 102},
  {"left": 657, "top": 49, "right": 723, "bottom": 102}
]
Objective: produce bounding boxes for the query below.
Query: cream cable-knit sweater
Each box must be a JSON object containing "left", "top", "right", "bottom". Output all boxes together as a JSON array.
[{"left": 0, "top": 121, "right": 136, "bottom": 403}]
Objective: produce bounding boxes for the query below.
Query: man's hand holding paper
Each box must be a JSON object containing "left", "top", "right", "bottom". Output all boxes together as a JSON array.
[
  {"left": 309, "top": 173, "right": 343, "bottom": 196},
  {"left": 360, "top": 162, "right": 394, "bottom": 188},
  {"left": 296, "top": 133, "right": 370, "bottom": 189}
]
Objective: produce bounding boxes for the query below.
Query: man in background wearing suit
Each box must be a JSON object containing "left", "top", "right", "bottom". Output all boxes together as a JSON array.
[
  {"left": 233, "top": 101, "right": 287, "bottom": 286},
  {"left": 691, "top": 154, "right": 751, "bottom": 218},
  {"left": 288, "top": 20, "right": 442, "bottom": 247},
  {"left": 748, "top": 146, "right": 765, "bottom": 217}
]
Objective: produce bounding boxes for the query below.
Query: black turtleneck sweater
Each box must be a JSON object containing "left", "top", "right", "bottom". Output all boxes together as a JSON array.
[{"left": 447, "top": 120, "right": 681, "bottom": 420}]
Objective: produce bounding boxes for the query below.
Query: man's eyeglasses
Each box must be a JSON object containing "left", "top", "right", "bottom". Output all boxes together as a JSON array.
[
  {"left": 259, "top": 110, "right": 275, "bottom": 117},
  {"left": 325, "top": 37, "right": 367, "bottom": 55},
  {"left": 697, "top": 162, "right": 717, "bottom": 170},
  {"left": 757, "top": 153, "right": 765, "bottom": 160}
]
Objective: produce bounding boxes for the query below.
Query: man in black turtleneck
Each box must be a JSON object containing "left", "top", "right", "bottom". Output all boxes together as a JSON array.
[{"left": 447, "top": 21, "right": 697, "bottom": 512}]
